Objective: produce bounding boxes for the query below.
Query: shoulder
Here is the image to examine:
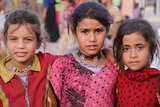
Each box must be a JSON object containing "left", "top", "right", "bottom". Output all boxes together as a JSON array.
[
  {"left": 102, "top": 59, "right": 119, "bottom": 77},
  {"left": 36, "top": 52, "right": 59, "bottom": 64},
  {"left": 36, "top": 52, "right": 59, "bottom": 58},
  {"left": 54, "top": 54, "right": 73, "bottom": 64},
  {"left": 51, "top": 54, "right": 74, "bottom": 71},
  {"left": 106, "top": 60, "right": 118, "bottom": 69}
]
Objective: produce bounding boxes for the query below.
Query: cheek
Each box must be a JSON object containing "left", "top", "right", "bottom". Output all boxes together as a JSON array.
[
  {"left": 122, "top": 53, "right": 127, "bottom": 62},
  {"left": 97, "top": 33, "right": 106, "bottom": 41},
  {"left": 141, "top": 51, "right": 151, "bottom": 61},
  {"left": 77, "top": 39, "right": 84, "bottom": 47},
  {"left": 76, "top": 35, "right": 84, "bottom": 43},
  {"left": 6, "top": 41, "right": 13, "bottom": 49}
]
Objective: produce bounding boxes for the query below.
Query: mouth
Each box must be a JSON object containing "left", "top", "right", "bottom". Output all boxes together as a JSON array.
[
  {"left": 15, "top": 52, "right": 27, "bottom": 57},
  {"left": 129, "top": 61, "right": 139, "bottom": 64},
  {"left": 87, "top": 45, "right": 97, "bottom": 50}
]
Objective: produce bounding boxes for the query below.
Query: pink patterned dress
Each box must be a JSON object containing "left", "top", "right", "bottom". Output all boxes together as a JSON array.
[{"left": 50, "top": 53, "right": 118, "bottom": 107}]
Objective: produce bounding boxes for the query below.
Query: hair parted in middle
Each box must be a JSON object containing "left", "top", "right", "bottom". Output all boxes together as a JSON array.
[{"left": 68, "top": 1, "right": 113, "bottom": 35}]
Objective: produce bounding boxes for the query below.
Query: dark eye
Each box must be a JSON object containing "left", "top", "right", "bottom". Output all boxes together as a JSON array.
[
  {"left": 9, "top": 37, "right": 17, "bottom": 41},
  {"left": 123, "top": 46, "right": 129, "bottom": 52},
  {"left": 27, "top": 38, "right": 32, "bottom": 41},
  {"left": 25, "top": 38, "right": 33, "bottom": 42},
  {"left": 137, "top": 45, "right": 144, "bottom": 51},
  {"left": 96, "top": 29, "right": 103, "bottom": 33},
  {"left": 81, "top": 30, "right": 88, "bottom": 34}
]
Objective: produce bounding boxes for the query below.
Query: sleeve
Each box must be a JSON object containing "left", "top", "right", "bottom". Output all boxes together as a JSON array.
[
  {"left": 50, "top": 57, "right": 64, "bottom": 102},
  {"left": 38, "top": 52, "right": 59, "bottom": 66}
]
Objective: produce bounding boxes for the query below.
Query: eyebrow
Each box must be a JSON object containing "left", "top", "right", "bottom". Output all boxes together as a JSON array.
[{"left": 123, "top": 43, "right": 145, "bottom": 47}]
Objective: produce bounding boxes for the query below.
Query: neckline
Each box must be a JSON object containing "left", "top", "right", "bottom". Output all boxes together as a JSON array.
[
  {"left": 77, "top": 50, "right": 102, "bottom": 61},
  {"left": 8, "top": 61, "right": 32, "bottom": 76}
]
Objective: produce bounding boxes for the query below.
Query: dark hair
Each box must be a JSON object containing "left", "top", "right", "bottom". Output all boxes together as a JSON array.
[
  {"left": 68, "top": 1, "right": 112, "bottom": 34},
  {"left": 113, "top": 18, "right": 160, "bottom": 70},
  {"left": 4, "top": 9, "right": 45, "bottom": 49},
  {"left": 68, "top": 0, "right": 74, "bottom": 5}
]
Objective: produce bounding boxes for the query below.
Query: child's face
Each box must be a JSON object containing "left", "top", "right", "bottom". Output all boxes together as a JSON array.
[
  {"left": 75, "top": 18, "right": 107, "bottom": 56},
  {"left": 6, "top": 24, "right": 39, "bottom": 65},
  {"left": 122, "top": 32, "right": 151, "bottom": 71}
]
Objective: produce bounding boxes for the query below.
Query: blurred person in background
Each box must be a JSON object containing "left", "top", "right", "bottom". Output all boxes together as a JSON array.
[
  {"left": 73, "top": 0, "right": 83, "bottom": 7},
  {"left": 36, "top": 0, "right": 44, "bottom": 18},
  {"left": 55, "top": 0, "right": 61, "bottom": 29},
  {"left": 0, "top": 14, "right": 6, "bottom": 58},
  {"left": 43, "top": 0, "right": 60, "bottom": 42},
  {"left": 4, "top": 0, "right": 14, "bottom": 12},
  {"left": 0, "top": 0, "right": 6, "bottom": 58},
  {"left": 101, "top": 0, "right": 121, "bottom": 48},
  {"left": 57, "top": 0, "right": 75, "bottom": 55},
  {"left": 133, "top": 2, "right": 142, "bottom": 18},
  {"left": 113, "top": 0, "right": 121, "bottom": 9},
  {"left": 18, "top": 0, "right": 31, "bottom": 9},
  {"left": 121, "top": 15, "right": 129, "bottom": 23},
  {"left": 28, "top": 0, "right": 36, "bottom": 11},
  {"left": 0, "top": 0, "right": 4, "bottom": 14}
]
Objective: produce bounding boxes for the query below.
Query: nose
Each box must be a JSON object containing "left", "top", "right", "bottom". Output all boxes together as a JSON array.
[
  {"left": 130, "top": 48, "right": 138, "bottom": 58},
  {"left": 17, "top": 40, "right": 25, "bottom": 49},
  {"left": 88, "top": 32, "right": 96, "bottom": 42}
]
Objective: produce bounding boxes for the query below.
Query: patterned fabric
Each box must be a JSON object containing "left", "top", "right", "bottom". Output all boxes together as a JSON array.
[
  {"left": 117, "top": 68, "right": 160, "bottom": 107},
  {"left": 50, "top": 54, "right": 118, "bottom": 107}
]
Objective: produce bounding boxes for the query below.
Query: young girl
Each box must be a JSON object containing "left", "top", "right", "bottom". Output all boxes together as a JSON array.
[
  {"left": 0, "top": 9, "right": 58, "bottom": 107},
  {"left": 113, "top": 18, "right": 160, "bottom": 107},
  {"left": 50, "top": 2, "right": 118, "bottom": 107}
]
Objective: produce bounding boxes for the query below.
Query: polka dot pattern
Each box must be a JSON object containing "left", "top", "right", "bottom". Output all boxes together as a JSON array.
[
  {"left": 117, "top": 68, "right": 160, "bottom": 107},
  {"left": 50, "top": 54, "right": 118, "bottom": 107}
]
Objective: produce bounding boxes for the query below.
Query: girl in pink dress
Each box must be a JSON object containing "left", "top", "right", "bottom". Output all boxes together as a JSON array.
[{"left": 50, "top": 1, "right": 118, "bottom": 107}]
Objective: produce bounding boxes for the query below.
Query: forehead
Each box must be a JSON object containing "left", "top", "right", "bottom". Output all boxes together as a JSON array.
[
  {"left": 7, "top": 24, "right": 34, "bottom": 35},
  {"left": 77, "top": 18, "right": 104, "bottom": 28},
  {"left": 122, "top": 32, "right": 147, "bottom": 45}
]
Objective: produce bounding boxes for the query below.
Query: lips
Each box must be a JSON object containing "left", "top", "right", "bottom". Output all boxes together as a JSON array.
[
  {"left": 87, "top": 45, "right": 97, "bottom": 50},
  {"left": 15, "top": 52, "right": 27, "bottom": 57},
  {"left": 129, "top": 61, "right": 139, "bottom": 64}
]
